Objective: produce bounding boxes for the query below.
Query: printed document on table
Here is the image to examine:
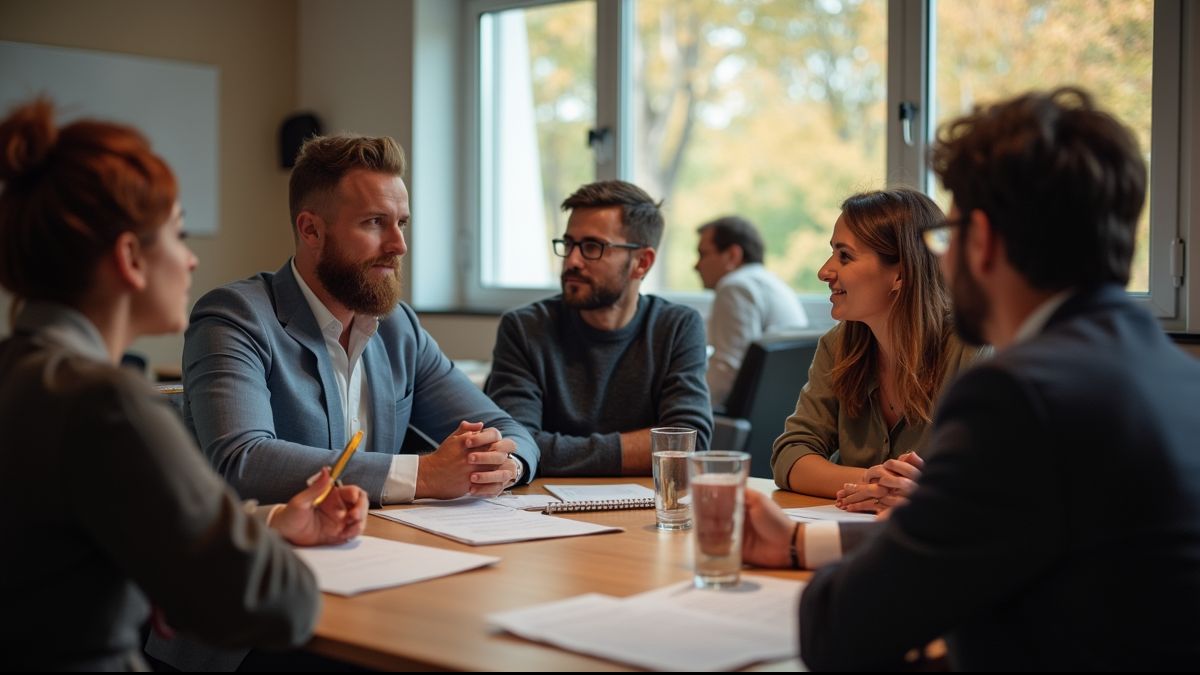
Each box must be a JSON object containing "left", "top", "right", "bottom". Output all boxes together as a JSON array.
[
  {"left": 292, "top": 535, "right": 498, "bottom": 596},
  {"left": 784, "top": 505, "right": 876, "bottom": 523},
  {"left": 371, "top": 500, "right": 621, "bottom": 545},
  {"left": 487, "top": 574, "right": 805, "bottom": 671},
  {"left": 484, "top": 493, "right": 561, "bottom": 511}
]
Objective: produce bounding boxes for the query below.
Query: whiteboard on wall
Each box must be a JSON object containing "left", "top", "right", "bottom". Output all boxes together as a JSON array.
[{"left": 0, "top": 40, "right": 219, "bottom": 235}]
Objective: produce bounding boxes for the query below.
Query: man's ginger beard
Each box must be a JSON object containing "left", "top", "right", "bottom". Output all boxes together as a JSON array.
[{"left": 317, "top": 235, "right": 403, "bottom": 316}]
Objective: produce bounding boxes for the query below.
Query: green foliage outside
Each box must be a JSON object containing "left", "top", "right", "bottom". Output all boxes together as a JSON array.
[{"left": 519, "top": 0, "right": 1153, "bottom": 294}]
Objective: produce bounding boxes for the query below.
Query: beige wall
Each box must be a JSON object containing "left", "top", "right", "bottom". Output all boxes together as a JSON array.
[
  {"left": 0, "top": 0, "right": 298, "bottom": 371},
  {"left": 297, "top": 0, "right": 415, "bottom": 297},
  {"left": 418, "top": 313, "right": 502, "bottom": 361}
]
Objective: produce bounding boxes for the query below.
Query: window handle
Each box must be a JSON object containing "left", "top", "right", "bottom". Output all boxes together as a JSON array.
[
  {"left": 587, "top": 126, "right": 612, "bottom": 163},
  {"left": 898, "top": 101, "right": 918, "bottom": 147}
]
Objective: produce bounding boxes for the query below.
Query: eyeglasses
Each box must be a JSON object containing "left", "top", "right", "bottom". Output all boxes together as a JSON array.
[
  {"left": 552, "top": 238, "right": 645, "bottom": 260},
  {"left": 921, "top": 216, "right": 966, "bottom": 256}
]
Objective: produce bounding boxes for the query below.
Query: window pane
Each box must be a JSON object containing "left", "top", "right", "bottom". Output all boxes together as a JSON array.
[
  {"left": 933, "top": 0, "right": 1153, "bottom": 292},
  {"left": 631, "top": 0, "right": 888, "bottom": 293},
  {"left": 479, "top": 1, "right": 595, "bottom": 288}
]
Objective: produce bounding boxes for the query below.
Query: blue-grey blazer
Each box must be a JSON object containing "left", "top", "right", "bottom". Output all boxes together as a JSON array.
[{"left": 181, "top": 261, "right": 539, "bottom": 505}]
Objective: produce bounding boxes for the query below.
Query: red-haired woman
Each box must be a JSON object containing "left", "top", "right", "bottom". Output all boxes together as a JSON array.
[{"left": 0, "top": 99, "right": 367, "bottom": 670}]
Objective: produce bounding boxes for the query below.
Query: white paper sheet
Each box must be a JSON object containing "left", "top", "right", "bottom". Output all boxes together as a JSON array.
[
  {"left": 784, "top": 505, "right": 877, "bottom": 523},
  {"left": 291, "top": 535, "right": 499, "bottom": 596},
  {"left": 543, "top": 483, "right": 655, "bottom": 502},
  {"left": 484, "top": 493, "right": 561, "bottom": 511},
  {"left": 371, "top": 500, "right": 622, "bottom": 545},
  {"left": 487, "top": 575, "right": 805, "bottom": 671}
]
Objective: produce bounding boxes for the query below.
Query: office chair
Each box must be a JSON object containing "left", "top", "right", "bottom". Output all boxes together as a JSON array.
[{"left": 712, "top": 331, "right": 822, "bottom": 478}]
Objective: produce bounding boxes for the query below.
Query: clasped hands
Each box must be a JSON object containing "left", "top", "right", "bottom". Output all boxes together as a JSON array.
[
  {"left": 417, "top": 421, "right": 522, "bottom": 499},
  {"left": 835, "top": 451, "right": 924, "bottom": 516}
]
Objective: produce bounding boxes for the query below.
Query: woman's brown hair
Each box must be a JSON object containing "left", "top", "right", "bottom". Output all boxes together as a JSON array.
[
  {"left": 0, "top": 98, "right": 177, "bottom": 305},
  {"left": 830, "top": 188, "right": 951, "bottom": 424}
]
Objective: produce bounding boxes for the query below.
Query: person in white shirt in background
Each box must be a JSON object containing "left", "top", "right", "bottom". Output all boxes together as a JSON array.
[{"left": 694, "top": 215, "right": 808, "bottom": 408}]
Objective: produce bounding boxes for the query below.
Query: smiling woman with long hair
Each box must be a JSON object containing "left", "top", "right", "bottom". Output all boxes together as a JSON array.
[{"left": 770, "top": 188, "right": 987, "bottom": 508}]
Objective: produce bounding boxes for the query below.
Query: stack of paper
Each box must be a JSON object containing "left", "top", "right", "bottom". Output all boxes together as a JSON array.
[
  {"left": 292, "top": 535, "right": 499, "bottom": 596},
  {"left": 488, "top": 575, "right": 804, "bottom": 671}
]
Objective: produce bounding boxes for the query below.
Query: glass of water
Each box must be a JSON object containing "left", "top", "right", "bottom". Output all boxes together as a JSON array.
[
  {"left": 688, "top": 451, "right": 751, "bottom": 588},
  {"left": 650, "top": 427, "right": 696, "bottom": 530}
]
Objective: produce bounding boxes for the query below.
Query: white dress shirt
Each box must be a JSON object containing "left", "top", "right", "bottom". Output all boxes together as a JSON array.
[
  {"left": 291, "top": 260, "right": 419, "bottom": 503},
  {"left": 707, "top": 263, "right": 808, "bottom": 406}
]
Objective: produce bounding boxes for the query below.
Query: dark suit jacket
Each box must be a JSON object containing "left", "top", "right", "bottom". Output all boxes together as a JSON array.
[{"left": 800, "top": 285, "right": 1200, "bottom": 670}]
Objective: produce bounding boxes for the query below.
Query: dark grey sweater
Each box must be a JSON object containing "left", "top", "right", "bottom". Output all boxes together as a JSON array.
[{"left": 486, "top": 294, "right": 712, "bottom": 476}]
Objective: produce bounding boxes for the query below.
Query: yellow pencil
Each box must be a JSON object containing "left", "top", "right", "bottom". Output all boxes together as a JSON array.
[{"left": 314, "top": 430, "right": 364, "bottom": 506}]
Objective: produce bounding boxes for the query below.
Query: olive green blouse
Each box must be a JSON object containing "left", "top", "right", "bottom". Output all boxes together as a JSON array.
[{"left": 770, "top": 323, "right": 987, "bottom": 488}]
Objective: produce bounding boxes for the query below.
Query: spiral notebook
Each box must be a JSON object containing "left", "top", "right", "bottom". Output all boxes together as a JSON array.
[{"left": 542, "top": 484, "right": 656, "bottom": 514}]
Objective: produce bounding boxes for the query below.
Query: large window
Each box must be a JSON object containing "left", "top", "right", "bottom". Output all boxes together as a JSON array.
[
  {"left": 478, "top": 1, "right": 595, "bottom": 289},
  {"left": 933, "top": 0, "right": 1155, "bottom": 292},
  {"left": 467, "top": 0, "right": 1187, "bottom": 324},
  {"left": 631, "top": 0, "right": 888, "bottom": 294}
]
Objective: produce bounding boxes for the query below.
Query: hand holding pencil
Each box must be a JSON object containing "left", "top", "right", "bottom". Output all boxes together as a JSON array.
[
  {"left": 270, "top": 431, "right": 369, "bottom": 546},
  {"left": 315, "top": 430, "right": 364, "bottom": 506}
]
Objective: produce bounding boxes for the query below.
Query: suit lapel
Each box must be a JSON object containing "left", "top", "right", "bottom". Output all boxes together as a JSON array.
[{"left": 272, "top": 261, "right": 345, "bottom": 449}]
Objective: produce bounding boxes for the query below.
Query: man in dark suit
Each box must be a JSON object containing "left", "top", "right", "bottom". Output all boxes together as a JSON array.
[{"left": 740, "top": 87, "right": 1200, "bottom": 670}]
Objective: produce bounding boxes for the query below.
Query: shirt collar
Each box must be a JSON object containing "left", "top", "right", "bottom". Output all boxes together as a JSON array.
[
  {"left": 14, "top": 300, "right": 112, "bottom": 363},
  {"left": 1013, "top": 289, "right": 1074, "bottom": 345}
]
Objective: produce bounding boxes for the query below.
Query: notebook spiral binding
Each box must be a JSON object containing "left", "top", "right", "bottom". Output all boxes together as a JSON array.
[{"left": 543, "top": 497, "right": 655, "bottom": 514}]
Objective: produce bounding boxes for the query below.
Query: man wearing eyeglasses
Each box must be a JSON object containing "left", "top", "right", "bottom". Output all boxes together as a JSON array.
[
  {"left": 486, "top": 180, "right": 712, "bottom": 476},
  {"left": 738, "top": 88, "right": 1200, "bottom": 669}
]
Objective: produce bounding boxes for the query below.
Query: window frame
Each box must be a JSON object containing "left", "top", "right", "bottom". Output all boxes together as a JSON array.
[{"left": 456, "top": 0, "right": 1193, "bottom": 331}]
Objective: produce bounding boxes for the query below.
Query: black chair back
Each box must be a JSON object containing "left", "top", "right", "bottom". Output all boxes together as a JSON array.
[{"left": 719, "top": 331, "right": 821, "bottom": 478}]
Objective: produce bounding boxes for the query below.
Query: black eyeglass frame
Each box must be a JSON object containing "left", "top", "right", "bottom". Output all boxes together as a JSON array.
[
  {"left": 552, "top": 237, "right": 646, "bottom": 260},
  {"left": 920, "top": 215, "right": 968, "bottom": 256}
]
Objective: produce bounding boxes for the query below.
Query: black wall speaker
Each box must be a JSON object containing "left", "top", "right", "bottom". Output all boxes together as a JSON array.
[{"left": 279, "top": 113, "right": 323, "bottom": 169}]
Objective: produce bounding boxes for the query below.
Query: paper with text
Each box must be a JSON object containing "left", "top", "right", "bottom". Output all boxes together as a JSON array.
[{"left": 484, "top": 493, "right": 561, "bottom": 511}]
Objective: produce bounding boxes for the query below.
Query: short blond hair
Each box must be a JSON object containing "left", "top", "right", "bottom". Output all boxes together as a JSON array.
[{"left": 288, "top": 134, "right": 406, "bottom": 229}]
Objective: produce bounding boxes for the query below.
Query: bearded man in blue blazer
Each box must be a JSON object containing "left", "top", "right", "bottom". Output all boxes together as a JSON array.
[
  {"left": 737, "top": 87, "right": 1200, "bottom": 670},
  {"left": 180, "top": 134, "right": 537, "bottom": 507}
]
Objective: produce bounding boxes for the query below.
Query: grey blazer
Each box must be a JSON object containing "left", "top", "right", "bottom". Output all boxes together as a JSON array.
[
  {"left": 181, "top": 261, "right": 539, "bottom": 506},
  {"left": 0, "top": 302, "right": 318, "bottom": 671}
]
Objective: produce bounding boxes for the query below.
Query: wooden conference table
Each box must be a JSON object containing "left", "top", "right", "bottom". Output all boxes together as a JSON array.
[{"left": 307, "top": 477, "right": 827, "bottom": 671}]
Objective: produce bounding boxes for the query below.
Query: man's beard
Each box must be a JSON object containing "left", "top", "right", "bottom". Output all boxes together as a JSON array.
[
  {"left": 950, "top": 244, "right": 990, "bottom": 346},
  {"left": 316, "top": 237, "right": 402, "bottom": 316},
  {"left": 560, "top": 263, "right": 630, "bottom": 310}
]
